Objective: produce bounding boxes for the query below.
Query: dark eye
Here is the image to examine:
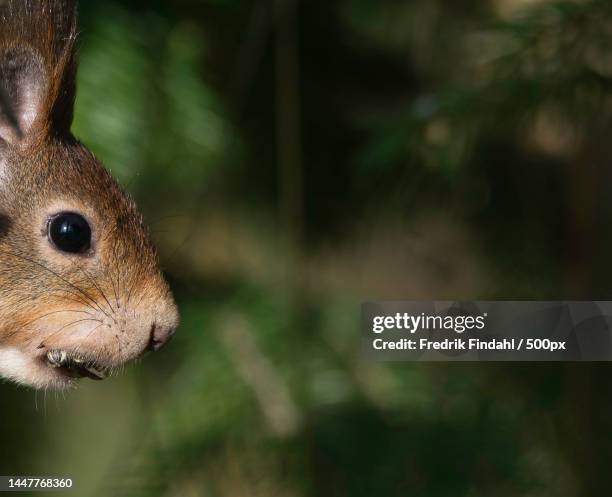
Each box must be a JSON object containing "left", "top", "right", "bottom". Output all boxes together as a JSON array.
[{"left": 48, "top": 213, "right": 92, "bottom": 254}]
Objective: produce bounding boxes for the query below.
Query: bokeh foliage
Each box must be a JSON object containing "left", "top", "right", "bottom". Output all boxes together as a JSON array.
[{"left": 3, "top": 0, "right": 612, "bottom": 496}]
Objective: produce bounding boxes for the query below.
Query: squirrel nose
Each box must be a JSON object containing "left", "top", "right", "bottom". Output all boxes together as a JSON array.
[{"left": 147, "top": 322, "right": 176, "bottom": 351}]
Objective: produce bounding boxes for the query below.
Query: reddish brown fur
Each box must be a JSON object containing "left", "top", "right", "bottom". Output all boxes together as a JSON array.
[
  {"left": 0, "top": 0, "right": 178, "bottom": 388},
  {"left": 0, "top": 0, "right": 77, "bottom": 143}
]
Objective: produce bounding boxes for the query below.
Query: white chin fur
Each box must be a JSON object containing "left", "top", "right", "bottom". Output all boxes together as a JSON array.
[{"left": 0, "top": 346, "right": 74, "bottom": 389}]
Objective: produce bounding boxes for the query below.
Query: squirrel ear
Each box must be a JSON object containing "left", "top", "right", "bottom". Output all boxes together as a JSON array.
[
  {"left": 0, "top": 47, "right": 47, "bottom": 144},
  {"left": 0, "top": 0, "right": 77, "bottom": 146}
]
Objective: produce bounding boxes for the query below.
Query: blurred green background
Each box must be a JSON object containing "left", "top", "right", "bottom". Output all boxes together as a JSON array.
[{"left": 4, "top": 0, "right": 612, "bottom": 495}]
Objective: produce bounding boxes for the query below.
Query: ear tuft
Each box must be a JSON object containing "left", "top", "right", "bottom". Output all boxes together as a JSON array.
[{"left": 0, "top": 0, "right": 77, "bottom": 147}]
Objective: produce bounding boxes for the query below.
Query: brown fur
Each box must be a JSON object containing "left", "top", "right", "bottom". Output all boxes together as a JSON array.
[
  {"left": 0, "top": 0, "right": 178, "bottom": 388},
  {"left": 0, "top": 0, "right": 77, "bottom": 143}
]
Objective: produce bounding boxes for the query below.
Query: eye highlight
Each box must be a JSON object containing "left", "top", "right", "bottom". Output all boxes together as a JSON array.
[{"left": 48, "top": 212, "right": 92, "bottom": 254}]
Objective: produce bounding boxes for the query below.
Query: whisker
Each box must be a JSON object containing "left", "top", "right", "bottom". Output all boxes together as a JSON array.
[
  {"left": 1, "top": 250, "right": 114, "bottom": 321},
  {"left": 4, "top": 308, "right": 94, "bottom": 340},
  {"left": 107, "top": 265, "right": 120, "bottom": 308},
  {"left": 74, "top": 264, "right": 115, "bottom": 317},
  {"left": 104, "top": 223, "right": 123, "bottom": 308},
  {"left": 58, "top": 293, "right": 102, "bottom": 311},
  {"left": 43, "top": 317, "right": 103, "bottom": 343},
  {"left": 83, "top": 322, "right": 104, "bottom": 341}
]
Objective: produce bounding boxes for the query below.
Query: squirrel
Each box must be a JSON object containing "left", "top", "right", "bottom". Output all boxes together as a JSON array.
[{"left": 0, "top": 0, "right": 179, "bottom": 389}]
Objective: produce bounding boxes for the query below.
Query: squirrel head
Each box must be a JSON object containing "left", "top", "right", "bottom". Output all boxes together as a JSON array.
[{"left": 0, "top": 0, "right": 179, "bottom": 388}]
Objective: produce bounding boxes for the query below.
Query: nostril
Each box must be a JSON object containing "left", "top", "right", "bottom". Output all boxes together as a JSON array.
[{"left": 147, "top": 323, "right": 176, "bottom": 352}]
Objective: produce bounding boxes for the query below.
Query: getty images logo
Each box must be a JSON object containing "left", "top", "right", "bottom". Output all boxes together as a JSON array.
[{"left": 372, "top": 311, "right": 488, "bottom": 334}]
